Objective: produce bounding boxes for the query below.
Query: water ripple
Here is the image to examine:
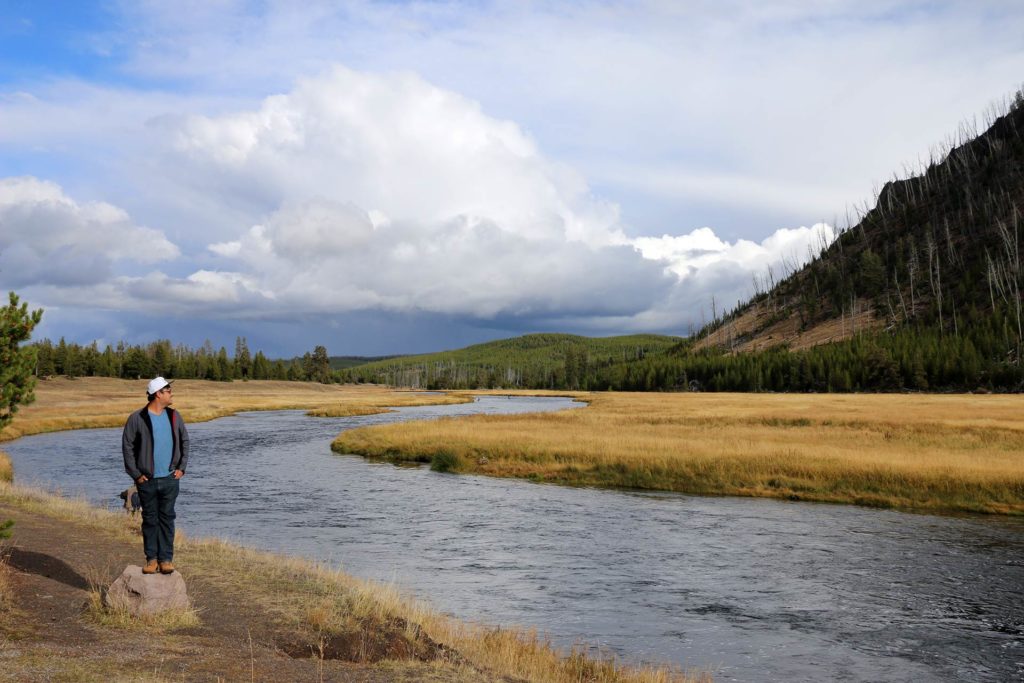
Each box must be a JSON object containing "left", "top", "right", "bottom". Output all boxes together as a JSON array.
[{"left": 4, "top": 396, "right": 1024, "bottom": 682}]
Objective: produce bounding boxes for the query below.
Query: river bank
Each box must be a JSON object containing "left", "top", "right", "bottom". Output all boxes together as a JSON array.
[
  {"left": 0, "top": 380, "right": 697, "bottom": 681},
  {"left": 0, "top": 377, "right": 473, "bottom": 443},
  {"left": 4, "top": 383, "right": 1022, "bottom": 679},
  {"left": 7, "top": 379, "right": 1023, "bottom": 515},
  {"left": 333, "top": 390, "right": 1024, "bottom": 515},
  {"left": 0, "top": 481, "right": 701, "bottom": 682}
]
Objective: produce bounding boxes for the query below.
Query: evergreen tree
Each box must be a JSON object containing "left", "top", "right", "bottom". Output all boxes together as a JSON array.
[
  {"left": 252, "top": 350, "right": 270, "bottom": 379},
  {"left": 122, "top": 347, "right": 150, "bottom": 379},
  {"left": 35, "top": 338, "right": 55, "bottom": 376},
  {"left": 54, "top": 337, "right": 68, "bottom": 375},
  {"left": 235, "top": 336, "right": 252, "bottom": 379},
  {"left": 1, "top": 292, "right": 44, "bottom": 431},
  {"left": 217, "top": 347, "right": 233, "bottom": 381},
  {"left": 310, "top": 346, "right": 331, "bottom": 383}
]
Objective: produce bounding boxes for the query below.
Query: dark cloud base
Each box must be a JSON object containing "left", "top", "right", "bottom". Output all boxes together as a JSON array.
[{"left": 32, "top": 307, "right": 685, "bottom": 359}]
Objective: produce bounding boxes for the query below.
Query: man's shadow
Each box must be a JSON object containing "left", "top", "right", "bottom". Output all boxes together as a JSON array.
[{"left": 1, "top": 547, "right": 90, "bottom": 591}]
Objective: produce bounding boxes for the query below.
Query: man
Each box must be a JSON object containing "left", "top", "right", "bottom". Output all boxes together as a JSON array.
[{"left": 121, "top": 376, "right": 189, "bottom": 575}]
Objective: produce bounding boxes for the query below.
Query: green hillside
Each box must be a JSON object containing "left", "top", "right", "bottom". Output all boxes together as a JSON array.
[
  {"left": 721, "top": 89, "right": 1024, "bottom": 349},
  {"left": 641, "top": 90, "right": 1024, "bottom": 392},
  {"left": 343, "top": 333, "right": 685, "bottom": 389},
  {"left": 328, "top": 355, "right": 402, "bottom": 370}
]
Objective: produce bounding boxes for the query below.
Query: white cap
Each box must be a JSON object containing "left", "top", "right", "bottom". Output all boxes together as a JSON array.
[{"left": 147, "top": 376, "right": 171, "bottom": 395}]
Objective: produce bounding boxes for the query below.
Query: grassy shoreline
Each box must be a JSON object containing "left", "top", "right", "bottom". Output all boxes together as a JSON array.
[
  {"left": 0, "top": 481, "right": 704, "bottom": 682},
  {"left": 0, "top": 378, "right": 707, "bottom": 680},
  {"left": 0, "top": 376, "right": 473, "bottom": 443},
  {"left": 332, "top": 391, "right": 1024, "bottom": 516}
]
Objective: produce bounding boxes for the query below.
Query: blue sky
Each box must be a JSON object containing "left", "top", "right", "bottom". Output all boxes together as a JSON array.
[{"left": 2, "top": 1, "right": 1023, "bottom": 356}]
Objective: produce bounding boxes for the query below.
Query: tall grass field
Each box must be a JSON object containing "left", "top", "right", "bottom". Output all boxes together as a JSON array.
[
  {"left": 0, "top": 376, "right": 470, "bottom": 442},
  {"left": 334, "top": 391, "right": 1024, "bottom": 515}
]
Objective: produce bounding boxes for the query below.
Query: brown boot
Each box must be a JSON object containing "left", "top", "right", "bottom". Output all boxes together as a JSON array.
[
  {"left": 158, "top": 561, "right": 175, "bottom": 574},
  {"left": 142, "top": 559, "right": 158, "bottom": 574}
]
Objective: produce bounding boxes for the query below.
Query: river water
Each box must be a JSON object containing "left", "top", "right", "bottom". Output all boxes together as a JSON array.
[{"left": 4, "top": 395, "right": 1023, "bottom": 682}]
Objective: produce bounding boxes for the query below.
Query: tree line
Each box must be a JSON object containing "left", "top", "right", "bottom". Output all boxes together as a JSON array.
[
  {"left": 24, "top": 322, "right": 1024, "bottom": 394},
  {"left": 344, "top": 315, "right": 1023, "bottom": 393},
  {"left": 31, "top": 337, "right": 338, "bottom": 383}
]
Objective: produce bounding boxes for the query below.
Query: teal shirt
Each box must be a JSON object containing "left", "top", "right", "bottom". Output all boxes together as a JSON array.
[{"left": 149, "top": 410, "right": 174, "bottom": 478}]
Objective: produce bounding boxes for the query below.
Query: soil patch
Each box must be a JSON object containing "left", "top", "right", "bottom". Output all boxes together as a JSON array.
[
  {"left": 278, "top": 616, "right": 451, "bottom": 662},
  {"left": 0, "top": 500, "right": 483, "bottom": 681},
  {"left": 2, "top": 547, "right": 90, "bottom": 591}
]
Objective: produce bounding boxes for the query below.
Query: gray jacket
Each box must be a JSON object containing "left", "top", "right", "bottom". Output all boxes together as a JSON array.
[{"left": 121, "top": 406, "right": 190, "bottom": 480}]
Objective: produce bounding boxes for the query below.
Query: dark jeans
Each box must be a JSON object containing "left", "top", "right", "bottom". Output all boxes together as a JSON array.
[{"left": 137, "top": 476, "right": 179, "bottom": 562}]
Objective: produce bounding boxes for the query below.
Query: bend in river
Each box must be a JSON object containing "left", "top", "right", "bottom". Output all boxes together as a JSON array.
[{"left": 5, "top": 396, "right": 1023, "bottom": 682}]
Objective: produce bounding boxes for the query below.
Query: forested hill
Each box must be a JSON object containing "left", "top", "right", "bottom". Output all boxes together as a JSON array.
[
  {"left": 328, "top": 355, "right": 401, "bottom": 370},
  {"left": 701, "top": 92, "right": 1024, "bottom": 355},
  {"left": 678, "top": 91, "right": 1024, "bottom": 392},
  {"left": 342, "top": 333, "right": 684, "bottom": 389}
]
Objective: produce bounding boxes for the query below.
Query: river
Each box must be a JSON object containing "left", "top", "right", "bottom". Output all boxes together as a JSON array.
[{"left": 4, "top": 395, "right": 1022, "bottom": 682}]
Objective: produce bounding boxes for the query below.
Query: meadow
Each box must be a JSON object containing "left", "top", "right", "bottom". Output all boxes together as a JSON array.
[
  {"left": 0, "top": 376, "right": 471, "bottom": 443},
  {"left": 333, "top": 391, "right": 1024, "bottom": 515}
]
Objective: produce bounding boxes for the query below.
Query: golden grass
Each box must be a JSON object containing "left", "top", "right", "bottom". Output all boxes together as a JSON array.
[
  {"left": 77, "top": 561, "right": 203, "bottom": 632},
  {"left": 180, "top": 537, "right": 701, "bottom": 682},
  {"left": 333, "top": 391, "right": 1024, "bottom": 515},
  {"left": 0, "top": 377, "right": 470, "bottom": 443},
  {"left": 83, "top": 587, "right": 202, "bottom": 631},
  {"left": 0, "top": 651, "right": 181, "bottom": 683},
  {"left": 0, "top": 451, "right": 11, "bottom": 484},
  {"left": 0, "top": 481, "right": 705, "bottom": 682},
  {"left": 0, "top": 553, "right": 11, "bottom": 611}
]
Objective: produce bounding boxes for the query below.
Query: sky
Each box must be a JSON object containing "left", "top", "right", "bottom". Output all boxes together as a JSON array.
[{"left": 1, "top": 1, "right": 1023, "bottom": 357}]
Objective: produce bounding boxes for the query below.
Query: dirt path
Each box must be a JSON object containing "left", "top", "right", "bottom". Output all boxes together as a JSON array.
[{"left": 0, "top": 503, "right": 482, "bottom": 682}]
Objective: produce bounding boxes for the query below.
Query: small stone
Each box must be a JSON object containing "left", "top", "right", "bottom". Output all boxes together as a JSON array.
[{"left": 103, "top": 565, "right": 189, "bottom": 616}]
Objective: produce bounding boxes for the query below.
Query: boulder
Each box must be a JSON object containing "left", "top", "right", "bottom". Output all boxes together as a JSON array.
[{"left": 103, "top": 565, "right": 189, "bottom": 616}]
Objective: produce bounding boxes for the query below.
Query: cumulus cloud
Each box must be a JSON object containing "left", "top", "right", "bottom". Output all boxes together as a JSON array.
[
  {"left": 0, "top": 68, "right": 838, "bottom": 338},
  {"left": 634, "top": 223, "right": 837, "bottom": 281},
  {"left": 167, "top": 66, "right": 837, "bottom": 329},
  {"left": 173, "top": 66, "right": 626, "bottom": 247},
  {"left": 170, "top": 66, "right": 669, "bottom": 320},
  {"left": 0, "top": 176, "right": 179, "bottom": 288}
]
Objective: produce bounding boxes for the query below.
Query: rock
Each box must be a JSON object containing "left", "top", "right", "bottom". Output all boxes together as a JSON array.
[{"left": 103, "top": 565, "right": 189, "bottom": 616}]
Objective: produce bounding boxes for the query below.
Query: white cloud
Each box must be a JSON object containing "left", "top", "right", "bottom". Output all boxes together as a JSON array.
[
  {"left": 0, "top": 176, "right": 179, "bottom": 288},
  {"left": 1, "top": 67, "right": 841, "bottom": 336},
  {"left": 175, "top": 63, "right": 838, "bottom": 330},
  {"left": 173, "top": 66, "right": 627, "bottom": 247},
  {"left": 634, "top": 223, "right": 837, "bottom": 280},
  {"left": 81, "top": 0, "right": 1024, "bottom": 233},
  {"left": 168, "top": 67, "right": 661, "bottom": 320},
  {"left": 8, "top": 1, "right": 1018, "bottom": 348}
]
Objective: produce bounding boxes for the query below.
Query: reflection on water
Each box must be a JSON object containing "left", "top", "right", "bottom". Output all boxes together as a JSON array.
[{"left": 5, "top": 396, "right": 1023, "bottom": 682}]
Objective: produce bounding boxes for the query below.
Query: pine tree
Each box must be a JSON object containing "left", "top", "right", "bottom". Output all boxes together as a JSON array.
[
  {"left": 235, "top": 337, "right": 252, "bottom": 379},
  {"left": 310, "top": 346, "right": 331, "bottom": 383},
  {"left": 217, "top": 347, "right": 233, "bottom": 381},
  {"left": 1, "top": 292, "right": 43, "bottom": 431}
]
